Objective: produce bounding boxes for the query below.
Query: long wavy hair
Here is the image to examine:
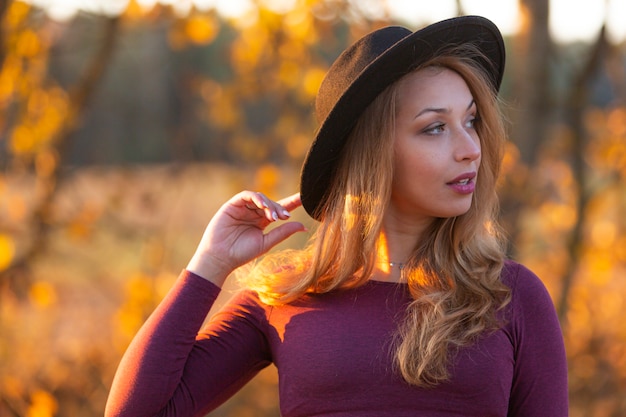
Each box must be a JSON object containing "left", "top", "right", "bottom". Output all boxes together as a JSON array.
[{"left": 240, "top": 47, "right": 511, "bottom": 387}]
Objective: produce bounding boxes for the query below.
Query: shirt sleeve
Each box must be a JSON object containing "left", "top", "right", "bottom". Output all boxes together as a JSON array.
[
  {"left": 506, "top": 263, "right": 569, "bottom": 417},
  {"left": 105, "top": 270, "right": 272, "bottom": 417}
]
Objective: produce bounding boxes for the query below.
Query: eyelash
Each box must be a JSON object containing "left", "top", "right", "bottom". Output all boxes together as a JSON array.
[
  {"left": 422, "top": 115, "right": 479, "bottom": 135},
  {"left": 423, "top": 123, "right": 445, "bottom": 135}
]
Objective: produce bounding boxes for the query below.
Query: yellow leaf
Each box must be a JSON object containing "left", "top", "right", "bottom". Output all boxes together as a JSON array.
[
  {"left": 0, "top": 57, "right": 21, "bottom": 102},
  {"left": 123, "top": 0, "right": 147, "bottom": 20},
  {"left": 6, "top": 1, "right": 31, "bottom": 29},
  {"left": 207, "top": 89, "right": 239, "bottom": 128},
  {"left": 539, "top": 202, "right": 577, "bottom": 231},
  {"left": 584, "top": 251, "right": 612, "bottom": 286},
  {"left": 590, "top": 220, "right": 617, "bottom": 249},
  {"left": 115, "top": 305, "right": 145, "bottom": 338},
  {"left": 254, "top": 164, "right": 280, "bottom": 197},
  {"left": 278, "top": 60, "right": 300, "bottom": 88},
  {"left": 10, "top": 124, "right": 35, "bottom": 154},
  {"left": 0, "top": 234, "right": 15, "bottom": 271},
  {"left": 185, "top": 15, "right": 219, "bottom": 45},
  {"left": 284, "top": 7, "right": 316, "bottom": 43},
  {"left": 16, "top": 30, "right": 42, "bottom": 58},
  {"left": 301, "top": 67, "right": 325, "bottom": 99},
  {"left": 26, "top": 389, "right": 58, "bottom": 417},
  {"left": 285, "top": 132, "right": 310, "bottom": 160},
  {"left": 231, "top": 28, "right": 270, "bottom": 72},
  {"left": 28, "top": 281, "right": 57, "bottom": 309},
  {"left": 126, "top": 273, "right": 155, "bottom": 305}
]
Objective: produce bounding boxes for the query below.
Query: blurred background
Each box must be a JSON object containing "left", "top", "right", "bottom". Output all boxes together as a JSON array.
[{"left": 0, "top": 0, "right": 625, "bottom": 415}]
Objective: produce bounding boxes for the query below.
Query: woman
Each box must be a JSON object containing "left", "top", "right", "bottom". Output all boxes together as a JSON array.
[{"left": 106, "top": 16, "right": 568, "bottom": 417}]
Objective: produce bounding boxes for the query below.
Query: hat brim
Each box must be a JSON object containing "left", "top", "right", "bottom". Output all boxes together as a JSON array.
[{"left": 300, "top": 15, "right": 505, "bottom": 220}]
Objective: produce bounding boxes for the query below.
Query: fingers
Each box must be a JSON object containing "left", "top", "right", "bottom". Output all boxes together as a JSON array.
[
  {"left": 239, "top": 191, "right": 302, "bottom": 223},
  {"left": 277, "top": 193, "right": 302, "bottom": 212}
]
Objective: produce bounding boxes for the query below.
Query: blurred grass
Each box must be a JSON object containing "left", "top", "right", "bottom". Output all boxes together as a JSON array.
[{"left": 0, "top": 162, "right": 311, "bottom": 416}]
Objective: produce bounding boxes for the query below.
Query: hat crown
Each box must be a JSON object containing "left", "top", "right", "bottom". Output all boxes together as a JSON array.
[
  {"left": 315, "top": 26, "right": 412, "bottom": 124},
  {"left": 302, "top": 16, "right": 505, "bottom": 220}
]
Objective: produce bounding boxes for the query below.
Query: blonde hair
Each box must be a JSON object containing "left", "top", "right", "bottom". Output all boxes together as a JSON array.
[{"left": 240, "top": 48, "right": 511, "bottom": 387}]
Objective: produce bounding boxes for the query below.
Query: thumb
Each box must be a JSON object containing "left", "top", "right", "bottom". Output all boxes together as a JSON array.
[{"left": 263, "top": 222, "right": 307, "bottom": 252}]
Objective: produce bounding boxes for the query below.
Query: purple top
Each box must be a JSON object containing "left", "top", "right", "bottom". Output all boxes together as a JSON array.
[{"left": 105, "top": 261, "right": 568, "bottom": 417}]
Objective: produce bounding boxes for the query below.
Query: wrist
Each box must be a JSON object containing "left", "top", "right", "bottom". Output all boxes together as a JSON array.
[{"left": 186, "top": 252, "right": 234, "bottom": 288}]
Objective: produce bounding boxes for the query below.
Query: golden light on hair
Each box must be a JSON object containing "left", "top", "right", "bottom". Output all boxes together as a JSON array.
[
  {"left": 484, "top": 220, "right": 497, "bottom": 236},
  {"left": 375, "top": 232, "right": 391, "bottom": 274},
  {"left": 342, "top": 194, "right": 359, "bottom": 232}
]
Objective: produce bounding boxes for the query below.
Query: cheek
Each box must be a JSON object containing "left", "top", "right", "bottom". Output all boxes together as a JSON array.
[{"left": 392, "top": 153, "right": 437, "bottom": 189}]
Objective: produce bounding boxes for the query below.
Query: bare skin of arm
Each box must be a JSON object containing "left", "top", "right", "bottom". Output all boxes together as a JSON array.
[{"left": 186, "top": 191, "right": 306, "bottom": 287}]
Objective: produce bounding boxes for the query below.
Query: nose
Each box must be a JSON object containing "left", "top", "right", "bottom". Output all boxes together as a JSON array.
[{"left": 454, "top": 128, "right": 481, "bottom": 162}]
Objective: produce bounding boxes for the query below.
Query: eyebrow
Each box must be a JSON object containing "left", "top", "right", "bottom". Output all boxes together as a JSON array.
[{"left": 414, "top": 99, "right": 476, "bottom": 119}]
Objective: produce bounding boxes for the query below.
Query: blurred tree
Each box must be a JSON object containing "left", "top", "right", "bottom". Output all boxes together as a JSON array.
[
  {"left": 498, "top": 0, "right": 551, "bottom": 251},
  {"left": 0, "top": 1, "right": 120, "bottom": 293},
  {"left": 558, "top": 24, "right": 611, "bottom": 321},
  {"left": 512, "top": 0, "right": 552, "bottom": 166}
]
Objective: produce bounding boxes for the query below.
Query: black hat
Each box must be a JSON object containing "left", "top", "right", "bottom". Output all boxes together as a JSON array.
[{"left": 299, "top": 15, "right": 505, "bottom": 220}]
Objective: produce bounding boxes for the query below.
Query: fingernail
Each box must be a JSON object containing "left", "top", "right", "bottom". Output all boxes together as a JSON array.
[
  {"left": 282, "top": 210, "right": 290, "bottom": 217},
  {"left": 272, "top": 211, "right": 278, "bottom": 221}
]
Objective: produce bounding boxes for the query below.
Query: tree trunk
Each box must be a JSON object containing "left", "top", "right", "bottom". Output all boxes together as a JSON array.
[
  {"left": 512, "top": 0, "right": 552, "bottom": 166},
  {"left": 499, "top": 0, "right": 552, "bottom": 255}
]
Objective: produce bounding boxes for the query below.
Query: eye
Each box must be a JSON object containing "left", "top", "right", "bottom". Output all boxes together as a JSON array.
[
  {"left": 423, "top": 123, "right": 445, "bottom": 135},
  {"left": 465, "top": 114, "right": 480, "bottom": 129}
]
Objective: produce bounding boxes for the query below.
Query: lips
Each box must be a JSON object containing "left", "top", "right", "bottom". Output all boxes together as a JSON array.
[
  {"left": 447, "top": 172, "right": 477, "bottom": 194},
  {"left": 447, "top": 172, "right": 476, "bottom": 185}
]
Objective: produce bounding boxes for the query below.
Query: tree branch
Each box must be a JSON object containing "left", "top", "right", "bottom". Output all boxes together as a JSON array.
[
  {"left": 1, "top": 16, "right": 121, "bottom": 289},
  {"left": 557, "top": 25, "right": 610, "bottom": 322}
]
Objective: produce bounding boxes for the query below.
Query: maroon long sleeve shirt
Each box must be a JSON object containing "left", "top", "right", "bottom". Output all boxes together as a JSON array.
[{"left": 105, "top": 261, "right": 568, "bottom": 417}]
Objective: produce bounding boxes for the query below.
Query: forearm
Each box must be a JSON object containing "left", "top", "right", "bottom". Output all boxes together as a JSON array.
[{"left": 105, "top": 270, "right": 220, "bottom": 417}]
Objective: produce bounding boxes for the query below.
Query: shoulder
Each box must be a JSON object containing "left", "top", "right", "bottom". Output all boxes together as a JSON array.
[
  {"left": 222, "top": 287, "right": 270, "bottom": 313},
  {"left": 501, "top": 260, "right": 551, "bottom": 299},
  {"left": 499, "top": 260, "right": 559, "bottom": 325}
]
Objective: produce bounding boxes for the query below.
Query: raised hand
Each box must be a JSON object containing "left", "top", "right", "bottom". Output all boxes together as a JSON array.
[{"left": 186, "top": 191, "right": 306, "bottom": 286}]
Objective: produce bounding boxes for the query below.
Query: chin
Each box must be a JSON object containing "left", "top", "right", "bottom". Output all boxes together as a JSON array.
[{"left": 438, "top": 204, "right": 472, "bottom": 219}]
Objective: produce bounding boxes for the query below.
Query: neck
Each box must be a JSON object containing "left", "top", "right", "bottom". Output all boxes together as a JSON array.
[
  {"left": 382, "top": 211, "right": 432, "bottom": 257},
  {"left": 370, "top": 262, "right": 405, "bottom": 283},
  {"left": 371, "top": 233, "right": 411, "bottom": 283},
  {"left": 375, "top": 229, "right": 420, "bottom": 268},
  {"left": 371, "top": 216, "right": 433, "bottom": 283}
]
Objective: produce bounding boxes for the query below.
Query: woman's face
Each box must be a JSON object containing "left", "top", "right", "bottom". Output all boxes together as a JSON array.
[{"left": 389, "top": 66, "right": 481, "bottom": 225}]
